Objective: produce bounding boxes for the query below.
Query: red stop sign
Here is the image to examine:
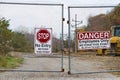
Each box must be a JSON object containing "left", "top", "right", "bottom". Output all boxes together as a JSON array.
[{"left": 37, "top": 29, "right": 50, "bottom": 43}]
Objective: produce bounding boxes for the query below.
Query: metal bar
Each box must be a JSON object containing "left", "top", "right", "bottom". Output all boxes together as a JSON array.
[
  {"left": 71, "top": 70, "right": 120, "bottom": 74},
  {"left": 0, "top": 2, "right": 63, "bottom": 6},
  {"left": 69, "top": 6, "right": 117, "bottom": 8},
  {"left": 68, "top": 7, "right": 71, "bottom": 74},
  {"left": 0, "top": 69, "right": 62, "bottom": 72},
  {"left": 61, "top": 4, "right": 64, "bottom": 72},
  {"left": 75, "top": 14, "right": 77, "bottom": 54},
  {"left": 29, "top": 56, "right": 62, "bottom": 58}
]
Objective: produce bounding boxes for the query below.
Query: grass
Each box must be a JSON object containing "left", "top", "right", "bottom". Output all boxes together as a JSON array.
[{"left": 0, "top": 56, "right": 23, "bottom": 69}]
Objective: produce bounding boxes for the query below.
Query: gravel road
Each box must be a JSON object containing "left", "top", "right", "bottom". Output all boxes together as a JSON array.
[{"left": 0, "top": 53, "right": 120, "bottom": 80}]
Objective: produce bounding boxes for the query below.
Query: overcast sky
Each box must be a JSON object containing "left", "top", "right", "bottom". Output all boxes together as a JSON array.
[{"left": 0, "top": 0, "right": 120, "bottom": 38}]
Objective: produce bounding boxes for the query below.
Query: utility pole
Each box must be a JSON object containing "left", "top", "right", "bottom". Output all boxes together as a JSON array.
[{"left": 72, "top": 14, "right": 82, "bottom": 54}]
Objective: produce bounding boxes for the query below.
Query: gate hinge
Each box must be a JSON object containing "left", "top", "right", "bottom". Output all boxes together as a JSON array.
[
  {"left": 62, "top": 18, "right": 65, "bottom": 21},
  {"left": 67, "top": 20, "right": 69, "bottom": 24}
]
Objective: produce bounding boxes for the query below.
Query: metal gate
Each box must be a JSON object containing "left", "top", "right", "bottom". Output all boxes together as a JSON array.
[
  {"left": 0, "top": 2, "right": 64, "bottom": 73},
  {"left": 67, "top": 5, "right": 120, "bottom": 74}
]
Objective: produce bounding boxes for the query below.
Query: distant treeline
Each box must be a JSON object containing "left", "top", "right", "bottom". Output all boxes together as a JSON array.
[{"left": 86, "top": 4, "right": 120, "bottom": 31}]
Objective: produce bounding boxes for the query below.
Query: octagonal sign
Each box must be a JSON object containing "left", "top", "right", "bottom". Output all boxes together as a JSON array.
[
  {"left": 34, "top": 28, "right": 52, "bottom": 55},
  {"left": 37, "top": 29, "right": 50, "bottom": 43}
]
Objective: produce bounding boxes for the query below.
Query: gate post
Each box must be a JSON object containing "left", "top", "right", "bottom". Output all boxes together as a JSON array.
[
  {"left": 61, "top": 4, "right": 64, "bottom": 72},
  {"left": 67, "top": 7, "right": 71, "bottom": 74}
]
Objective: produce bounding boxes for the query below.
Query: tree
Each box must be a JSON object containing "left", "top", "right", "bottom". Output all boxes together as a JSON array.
[
  {"left": 0, "top": 17, "right": 12, "bottom": 55},
  {"left": 107, "top": 4, "right": 120, "bottom": 25},
  {"left": 13, "top": 25, "right": 34, "bottom": 52},
  {"left": 87, "top": 4, "right": 120, "bottom": 31},
  {"left": 11, "top": 32, "right": 33, "bottom": 52},
  {"left": 87, "top": 14, "right": 108, "bottom": 31},
  {"left": 0, "top": 17, "right": 34, "bottom": 55}
]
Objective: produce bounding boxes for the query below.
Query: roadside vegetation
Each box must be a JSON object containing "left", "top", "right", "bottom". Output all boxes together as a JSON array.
[
  {"left": 0, "top": 17, "right": 34, "bottom": 55},
  {"left": 0, "top": 17, "right": 33, "bottom": 68},
  {"left": 0, "top": 56, "right": 23, "bottom": 69}
]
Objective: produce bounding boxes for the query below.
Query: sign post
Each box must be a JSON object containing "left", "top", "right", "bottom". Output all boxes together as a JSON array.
[
  {"left": 77, "top": 31, "right": 110, "bottom": 50},
  {"left": 34, "top": 28, "right": 52, "bottom": 55}
]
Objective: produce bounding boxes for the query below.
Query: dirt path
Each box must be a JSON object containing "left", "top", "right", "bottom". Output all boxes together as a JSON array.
[{"left": 0, "top": 54, "right": 120, "bottom": 80}]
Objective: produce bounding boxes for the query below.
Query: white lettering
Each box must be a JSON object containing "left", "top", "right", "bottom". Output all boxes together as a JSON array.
[
  {"left": 104, "top": 32, "right": 110, "bottom": 38},
  {"left": 94, "top": 32, "right": 99, "bottom": 39},
  {"left": 78, "top": 33, "right": 84, "bottom": 39},
  {"left": 78, "top": 31, "right": 110, "bottom": 40},
  {"left": 38, "top": 33, "right": 49, "bottom": 39}
]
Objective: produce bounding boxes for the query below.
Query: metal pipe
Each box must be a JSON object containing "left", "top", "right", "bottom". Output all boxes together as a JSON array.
[
  {"left": 68, "top": 7, "right": 71, "bottom": 74},
  {"left": 75, "top": 14, "right": 77, "bottom": 54},
  {"left": 0, "top": 69, "right": 62, "bottom": 72},
  {"left": 0, "top": 2, "right": 62, "bottom": 6},
  {"left": 61, "top": 4, "right": 64, "bottom": 72},
  {"left": 71, "top": 70, "right": 120, "bottom": 74},
  {"left": 69, "top": 6, "right": 117, "bottom": 8}
]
